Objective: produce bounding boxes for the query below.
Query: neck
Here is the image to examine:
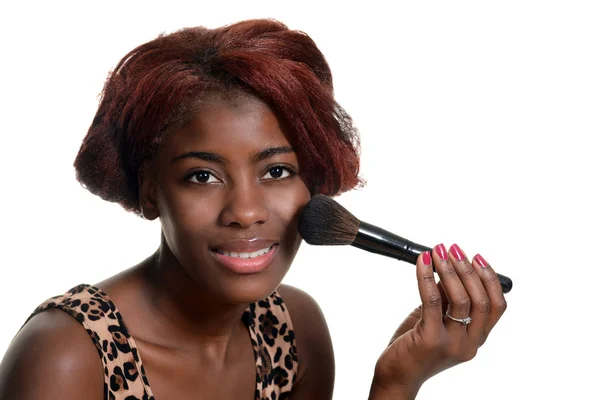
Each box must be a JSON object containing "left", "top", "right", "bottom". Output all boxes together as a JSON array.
[{"left": 140, "top": 237, "right": 249, "bottom": 363}]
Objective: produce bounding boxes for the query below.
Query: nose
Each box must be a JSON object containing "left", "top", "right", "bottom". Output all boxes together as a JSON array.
[{"left": 219, "top": 184, "right": 269, "bottom": 228}]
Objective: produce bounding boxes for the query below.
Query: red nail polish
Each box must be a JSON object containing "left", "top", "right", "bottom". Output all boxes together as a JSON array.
[
  {"left": 450, "top": 244, "right": 465, "bottom": 261},
  {"left": 434, "top": 244, "right": 448, "bottom": 260},
  {"left": 422, "top": 251, "right": 431, "bottom": 265},
  {"left": 474, "top": 254, "right": 489, "bottom": 268}
]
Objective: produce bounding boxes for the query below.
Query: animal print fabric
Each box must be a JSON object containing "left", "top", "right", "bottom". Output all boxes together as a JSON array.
[{"left": 26, "top": 284, "right": 298, "bottom": 399}]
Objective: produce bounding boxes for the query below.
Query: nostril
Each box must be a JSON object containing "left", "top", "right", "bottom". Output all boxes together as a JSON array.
[
  {"left": 219, "top": 198, "right": 269, "bottom": 228},
  {"left": 221, "top": 211, "right": 268, "bottom": 228}
]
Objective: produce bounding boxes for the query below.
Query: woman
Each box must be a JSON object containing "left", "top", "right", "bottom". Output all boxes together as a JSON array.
[{"left": 0, "top": 19, "right": 507, "bottom": 400}]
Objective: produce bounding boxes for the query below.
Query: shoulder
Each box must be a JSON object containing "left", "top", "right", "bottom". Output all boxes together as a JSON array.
[
  {"left": 276, "top": 284, "right": 330, "bottom": 335},
  {"left": 277, "top": 284, "right": 335, "bottom": 399},
  {"left": 0, "top": 309, "right": 103, "bottom": 399}
]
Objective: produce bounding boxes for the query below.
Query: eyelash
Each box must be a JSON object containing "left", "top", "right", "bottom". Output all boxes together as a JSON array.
[
  {"left": 185, "top": 170, "right": 220, "bottom": 184},
  {"left": 262, "top": 165, "right": 297, "bottom": 181},
  {"left": 184, "top": 165, "right": 297, "bottom": 185}
]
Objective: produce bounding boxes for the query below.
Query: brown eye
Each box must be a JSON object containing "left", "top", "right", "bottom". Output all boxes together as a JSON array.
[
  {"left": 187, "top": 171, "right": 219, "bottom": 184},
  {"left": 261, "top": 166, "right": 292, "bottom": 180}
]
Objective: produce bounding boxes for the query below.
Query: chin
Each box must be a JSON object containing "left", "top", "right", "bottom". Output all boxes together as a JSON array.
[
  {"left": 199, "top": 245, "right": 294, "bottom": 304},
  {"left": 217, "top": 273, "right": 285, "bottom": 304}
]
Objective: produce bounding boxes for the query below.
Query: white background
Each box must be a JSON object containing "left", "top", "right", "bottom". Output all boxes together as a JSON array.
[{"left": 1, "top": 1, "right": 599, "bottom": 399}]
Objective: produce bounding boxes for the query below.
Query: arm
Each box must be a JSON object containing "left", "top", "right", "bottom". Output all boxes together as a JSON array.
[
  {"left": 282, "top": 244, "right": 507, "bottom": 400},
  {"left": 277, "top": 284, "right": 335, "bottom": 400},
  {"left": 0, "top": 309, "right": 104, "bottom": 400},
  {"left": 367, "top": 245, "right": 508, "bottom": 399},
  {"left": 279, "top": 284, "right": 418, "bottom": 400}
]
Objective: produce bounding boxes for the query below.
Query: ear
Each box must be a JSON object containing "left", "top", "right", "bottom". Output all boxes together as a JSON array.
[{"left": 138, "top": 164, "right": 159, "bottom": 220}]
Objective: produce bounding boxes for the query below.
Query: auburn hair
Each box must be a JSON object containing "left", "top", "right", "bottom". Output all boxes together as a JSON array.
[{"left": 74, "top": 19, "right": 362, "bottom": 216}]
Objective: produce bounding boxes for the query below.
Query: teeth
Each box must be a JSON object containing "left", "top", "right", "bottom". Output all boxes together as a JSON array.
[{"left": 218, "top": 246, "right": 272, "bottom": 259}]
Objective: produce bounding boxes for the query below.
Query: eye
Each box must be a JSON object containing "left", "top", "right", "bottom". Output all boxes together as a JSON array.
[
  {"left": 261, "top": 165, "right": 294, "bottom": 181},
  {"left": 186, "top": 170, "right": 220, "bottom": 184}
]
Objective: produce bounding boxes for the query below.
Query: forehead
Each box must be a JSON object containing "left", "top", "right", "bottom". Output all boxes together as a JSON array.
[{"left": 161, "top": 94, "right": 292, "bottom": 157}]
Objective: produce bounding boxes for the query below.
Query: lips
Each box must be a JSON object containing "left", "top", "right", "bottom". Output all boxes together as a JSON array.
[
  {"left": 215, "top": 245, "right": 275, "bottom": 259},
  {"left": 211, "top": 238, "right": 278, "bottom": 254},
  {"left": 210, "top": 238, "right": 280, "bottom": 274}
]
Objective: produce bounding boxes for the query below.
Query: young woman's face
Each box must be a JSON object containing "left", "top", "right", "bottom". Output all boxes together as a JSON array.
[{"left": 147, "top": 94, "right": 311, "bottom": 303}]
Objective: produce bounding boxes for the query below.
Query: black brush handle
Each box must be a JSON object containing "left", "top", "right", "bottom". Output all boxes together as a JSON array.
[{"left": 353, "top": 222, "right": 513, "bottom": 293}]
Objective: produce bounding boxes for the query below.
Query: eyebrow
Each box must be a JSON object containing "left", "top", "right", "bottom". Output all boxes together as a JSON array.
[
  {"left": 171, "top": 146, "right": 295, "bottom": 165},
  {"left": 251, "top": 146, "right": 294, "bottom": 163},
  {"left": 171, "top": 151, "right": 226, "bottom": 164}
]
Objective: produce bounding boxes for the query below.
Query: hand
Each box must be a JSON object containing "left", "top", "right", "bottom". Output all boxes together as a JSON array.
[{"left": 372, "top": 244, "right": 508, "bottom": 396}]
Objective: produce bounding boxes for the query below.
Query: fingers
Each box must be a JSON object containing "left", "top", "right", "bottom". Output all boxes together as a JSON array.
[
  {"left": 432, "top": 244, "right": 471, "bottom": 326},
  {"left": 472, "top": 254, "right": 508, "bottom": 338},
  {"left": 419, "top": 244, "right": 507, "bottom": 348},
  {"left": 416, "top": 251, "right": 443, "bottom": 326},
  {"left": 436, "top": 281, "right": 449, "bottom": 311},
  {"left": 440, "top": 244, "right": 507, "bottom": 346},
  {"left": 446, "top": 244, "right": 491, "bottom": 342}
]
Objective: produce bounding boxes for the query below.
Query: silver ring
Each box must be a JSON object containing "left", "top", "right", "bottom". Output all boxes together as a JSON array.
[{"left": 445, "top": 311, "right": 472, "bottom": 325}]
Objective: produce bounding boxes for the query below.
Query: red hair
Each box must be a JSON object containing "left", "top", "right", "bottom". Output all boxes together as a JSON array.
[{"left": 74, "top": 19, "right": 362, "bottom": 215}]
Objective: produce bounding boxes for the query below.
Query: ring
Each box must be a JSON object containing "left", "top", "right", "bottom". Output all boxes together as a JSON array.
[{"left": 445, "top": 311, "right": 472, "bottom": 325}]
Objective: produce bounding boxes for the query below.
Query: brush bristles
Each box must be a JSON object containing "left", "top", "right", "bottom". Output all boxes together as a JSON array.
[{"left": 298, "top": 195, "right": 360, "bottom": 246}]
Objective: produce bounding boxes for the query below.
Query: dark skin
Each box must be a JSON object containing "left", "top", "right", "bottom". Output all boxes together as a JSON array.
[
  {"left": 369, "top": 247, "right": 507, "bottom": 398},
  {"left": 0, "top": 94, "right": 506, "bottom": 400},
  {"left": 0, "top": 94, "right": 332, "bottom": 400}
]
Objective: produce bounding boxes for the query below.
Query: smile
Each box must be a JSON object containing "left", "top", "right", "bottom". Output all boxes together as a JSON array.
[
  {"left": 215, "top": 245, "right": 274, "bottom": 259},
  {"left": 211, "top": 244, "right": 279, "bottom": 274}
]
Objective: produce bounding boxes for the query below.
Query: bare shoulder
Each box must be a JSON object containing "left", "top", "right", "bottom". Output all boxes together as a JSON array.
[
  {"left": 277, "top": 284, "right": 335, "bottom": 400},
  {"left": 0, "top": 309, "right": 103, "bottom": 400}
]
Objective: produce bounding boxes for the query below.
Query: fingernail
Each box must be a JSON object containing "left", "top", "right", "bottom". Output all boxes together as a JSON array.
[
  {"left": 422, "top": 251, "right": 431, "bottom": 265},
  {"left": 434, "top": 244, "right": 448, "bottom": 260},
  {"left": 474, "top": 254, "right": 489, "bottom": 268},
  {"left": 450, "top": 244, "right": 465, "bottom": 261}
]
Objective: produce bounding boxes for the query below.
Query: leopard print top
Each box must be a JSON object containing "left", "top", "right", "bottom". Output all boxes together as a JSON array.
[{"left": 26, "top": 284, "right": 297, "bottom": 400}]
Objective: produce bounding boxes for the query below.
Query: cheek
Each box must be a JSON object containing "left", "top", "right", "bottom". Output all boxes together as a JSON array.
[
  {"left": 158, "top": 177, "right": 310, "bottom": 238},
  {"left": 272, "top": 180, "right": 310, "bottom": 216},
  {"left": 271, "top": 182, "right": 311, "bottom": 248},
  {"left": 157, "top": 182, "right": 218, "bottom": 243}
]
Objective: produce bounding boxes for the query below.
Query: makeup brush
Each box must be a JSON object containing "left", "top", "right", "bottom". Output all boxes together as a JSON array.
[{"left": 298, "top": 194, "right": 513, "bottom": 294}]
